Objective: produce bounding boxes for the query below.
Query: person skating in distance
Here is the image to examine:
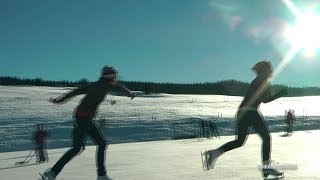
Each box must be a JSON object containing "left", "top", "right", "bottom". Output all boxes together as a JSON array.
[
  {"left": 33, "top": 124, "right": 49, "bottom": 163},
  {"left": 286, "top": 109, "right": 295, "bottom": 134},
  {"left": 203, "top": 60, "right": 287, "bottom": 179},
  {"left": 41, "top": 66, "right": 135, "bottom": 180}
]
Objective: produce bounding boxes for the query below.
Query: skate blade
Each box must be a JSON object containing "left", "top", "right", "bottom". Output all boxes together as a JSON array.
[
  {"left": 15, "top": 162, "right": 25, "bottom": 165},
  {"left": 201, "top": 151, "right": 210, "bottom": 171},
  {"left": 263, "top": 174, "right": 284, "bottom": 180},
  {"left": 263, "top": 177, "right": 284, "bottom": 180},
  {"left": 39, "top": 172, "right": 47, "bottom": 180}
]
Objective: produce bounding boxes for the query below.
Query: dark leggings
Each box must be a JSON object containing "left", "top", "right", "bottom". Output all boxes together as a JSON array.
[
  {"left": 219, "top": 110, "right": 271, "bottom": 162},
  {"left": 52, "top": 117, "right": 108, "bottom": 176},
  {"left": 37, "top": 144, "right": 45, "bottom": 161}
]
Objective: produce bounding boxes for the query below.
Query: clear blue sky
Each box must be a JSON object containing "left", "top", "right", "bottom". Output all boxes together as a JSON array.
[{"left": 1, "top": 0, "right": 319, "bottom": 87}]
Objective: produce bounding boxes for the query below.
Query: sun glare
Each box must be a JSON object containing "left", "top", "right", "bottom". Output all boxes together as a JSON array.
[
  {"left": 285, "top": 14, "right": 320, "bottom": 48},
  {"left": 284, "top": 13, "right": 320, "bottom": 56}
]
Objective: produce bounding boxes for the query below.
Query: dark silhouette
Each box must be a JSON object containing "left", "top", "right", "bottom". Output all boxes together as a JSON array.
[
  {"left": 204, "top": 120, "right": 210, "bottom": 138},
  {"left": 209, "top": 120, "right": 220, "bottom": 139},
  {"left": 285, "top": 109, "right": 295, "bottom": 134},
  {"left": 200, "top": 120, "right": 211, "bottom": 138},
  {"left": 33, "top": 124, "right": 49, "bottom": 163},
  {"left": 202, "top": 60, "right": 287, "bottom": 179},
  {"left": 200, "top": 120, "right": 220, "bottom": 139},
  {"left": 200, "top": 120, "right": 204, "bottom": 138},
  {"left": 40, "top": 66, "right": 135, "bottom": 180}
]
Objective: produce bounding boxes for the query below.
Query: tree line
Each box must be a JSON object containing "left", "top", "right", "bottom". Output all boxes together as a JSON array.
[{"left": 1, "top": 76, "right": 320, "bottom": 97}]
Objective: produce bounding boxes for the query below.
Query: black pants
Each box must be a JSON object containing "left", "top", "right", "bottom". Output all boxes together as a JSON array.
[
  {"left": 37, "top": 144, "right": 46, "bottom": 162},
  {"left": 219, "top": 110, "right": 271, "bottom": 162},
  {"left": 52, "top": 117, "right": 108, "bottom": 176}
]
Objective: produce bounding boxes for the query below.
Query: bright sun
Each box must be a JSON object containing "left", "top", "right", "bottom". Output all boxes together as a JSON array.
[
  {"left": 285, "top": 13, "right": 320, "bottom": 54},
  {"left": 268, "top": 0, "right": 319, "bottom": 81},
  {"left": 282, "top": 0, "right": 320, "bottom": 57}
]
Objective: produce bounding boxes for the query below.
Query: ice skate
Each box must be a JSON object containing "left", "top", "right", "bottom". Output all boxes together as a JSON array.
[
  {"left": 262, "top": 168, "right": 284, "bottom": 179},
  {"left": 206, "top": 149, "right": 222, "bottom": 170},
  {"left": 40, "top": 168, "right": 56, "bottom": 180},
  {"left": 262, "top": 160, "right": 284, "bottom": 179},
  {"left": 201, "top": 149, "right": 222, "bottom": 171},
  {"left": 38, "top": 159, "right": 46, "bottom": 164},
  {"left": 97, "top": 174, "right": 113, "bottom": 180}
]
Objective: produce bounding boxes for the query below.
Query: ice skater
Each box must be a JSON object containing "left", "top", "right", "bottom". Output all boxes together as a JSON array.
[
  {"left": 286, "top": 109, "right": 295, "bottom": 134},
  {"left": 41, "top": 66, "right": 135, "bottom": 180},
  {"left": 34, "top": 124, "right": 49, "bottom": 163},
  {"left": 209, "top": 120, "right": 220, "bottom": 139},
  {"left": 202, "top": 60, "right": 287, "bottom": 179}
]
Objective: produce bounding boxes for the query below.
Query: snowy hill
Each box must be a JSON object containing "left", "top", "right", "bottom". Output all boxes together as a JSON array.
[{"left": 1, "top": 130, "right": 320, "bottom": 180}]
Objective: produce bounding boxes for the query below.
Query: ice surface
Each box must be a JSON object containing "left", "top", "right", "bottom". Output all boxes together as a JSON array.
[{"left": 0, "top": 130, "right": 319, "bottom": 179}]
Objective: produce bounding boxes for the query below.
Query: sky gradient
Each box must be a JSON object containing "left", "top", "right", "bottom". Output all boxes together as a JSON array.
[{"left": 1, "top": 0, "right": 320, "bottom": 87}]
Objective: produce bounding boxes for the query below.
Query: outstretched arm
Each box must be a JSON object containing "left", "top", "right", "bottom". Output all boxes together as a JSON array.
[
  {"left": 112, "top": 83, "right": 135, "bottom": 99},
  {"left": 49, "top": 86, "right": 88, "bottom": 104},
  {"left": 263, "top": 88, "right": 287, "bottom": 103}
]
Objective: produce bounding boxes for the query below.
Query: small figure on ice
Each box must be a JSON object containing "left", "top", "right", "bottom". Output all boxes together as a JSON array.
[
  {"left": 33, "top": 124, "right": 49, "bottom": 163},
  {"left": 201, "top": 60, "right": 287, "bottom": 179},
  {"left": 285, "top": 109, "right": 295, "bottom": 135},
  {"left": 40, "top": 65, "right": 135, "bottom": 180},
  {"left": 15, "top": 124, "right": 49, "bottom": 165},
  {"left": 209, "top": 120, "right": 220, "bottom": 139}
]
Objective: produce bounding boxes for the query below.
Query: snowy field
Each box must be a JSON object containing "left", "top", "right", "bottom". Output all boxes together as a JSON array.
[
  {"left": 1, "top": 130, "right": 320, "bottom": 180},
  {"left": 1, "top": 85, "right": 320, "bottom": 153}
]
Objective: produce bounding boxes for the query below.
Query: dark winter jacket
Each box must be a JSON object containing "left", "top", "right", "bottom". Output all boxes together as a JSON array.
[
  {"left": 239, "top": 77, "right": 272, "bottom": 110},
  {"left": 53, "top": 79, "right": 132, "bottom": 118},
  {"left": 35, "top": 130, "right": 48, "bottom": 145}
]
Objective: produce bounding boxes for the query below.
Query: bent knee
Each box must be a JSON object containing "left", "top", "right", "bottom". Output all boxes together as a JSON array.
[
  {"left": 72, "top": 145, "right": 84, "bottom": 155},
  {"left": 235, "top": 138, "right": 246, "bottom": 147}
]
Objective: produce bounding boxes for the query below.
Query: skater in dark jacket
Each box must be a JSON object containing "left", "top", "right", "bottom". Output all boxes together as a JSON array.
[
  {"left": 34, "top": 124, "right": 49, "bottom": 163},
  {"left": 209, "top": 120, "right": 220, "bottom": 139},
  {"left": 41, "top": 66, "right": 135, "bottom": 180},
  {"left": 203, "top": 60, "right": 287, "bottom": 178},
  {"left": 286, "top": 110, "right": 295, "bottom": 134}
]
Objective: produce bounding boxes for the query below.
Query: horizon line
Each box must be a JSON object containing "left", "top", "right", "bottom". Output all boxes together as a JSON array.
[{"left": 1, "top": 75, "right": 320, "bottom": 89}]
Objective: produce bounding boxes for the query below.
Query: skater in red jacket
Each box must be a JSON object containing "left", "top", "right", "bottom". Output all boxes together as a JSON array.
[
  {"left": 41, "top": 66, "right": 135, "bottom": 180},
  {"left": 34, "top": 124, "right": 49, "bottom": 163}
]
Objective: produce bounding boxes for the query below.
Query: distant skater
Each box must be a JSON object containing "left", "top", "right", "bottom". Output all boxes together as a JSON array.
[
  {"left": 33, "top": 124, "right": 49, "bottom": 163},
  {"left": 286, "top": 109, "right": 295, "bottom": 134},
  {"left": 200, "top": 119, "right": 205, "bottom": 138},
  {"left": 202, "top": 60, "right": 287, "bottom": 179},
  {"left": 204, "top": 120, "right": 210, "bottom": 138},
  {"left": 209, "top": 120, "right": 220, "bottom": 139},
  {"left": 41, "top": 66, "right": 135, "bottom": 180}
]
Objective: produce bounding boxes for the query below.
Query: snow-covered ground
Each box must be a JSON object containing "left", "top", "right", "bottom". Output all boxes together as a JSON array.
[
  {"left": 1, "top": 85, "right": 320, "bottom": 152},
  {"left": 1, "top": 130, "right": 320, "bottom": 179},
  {"left": 1, "top": 86, "right": 320, "bottom": 179}
]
